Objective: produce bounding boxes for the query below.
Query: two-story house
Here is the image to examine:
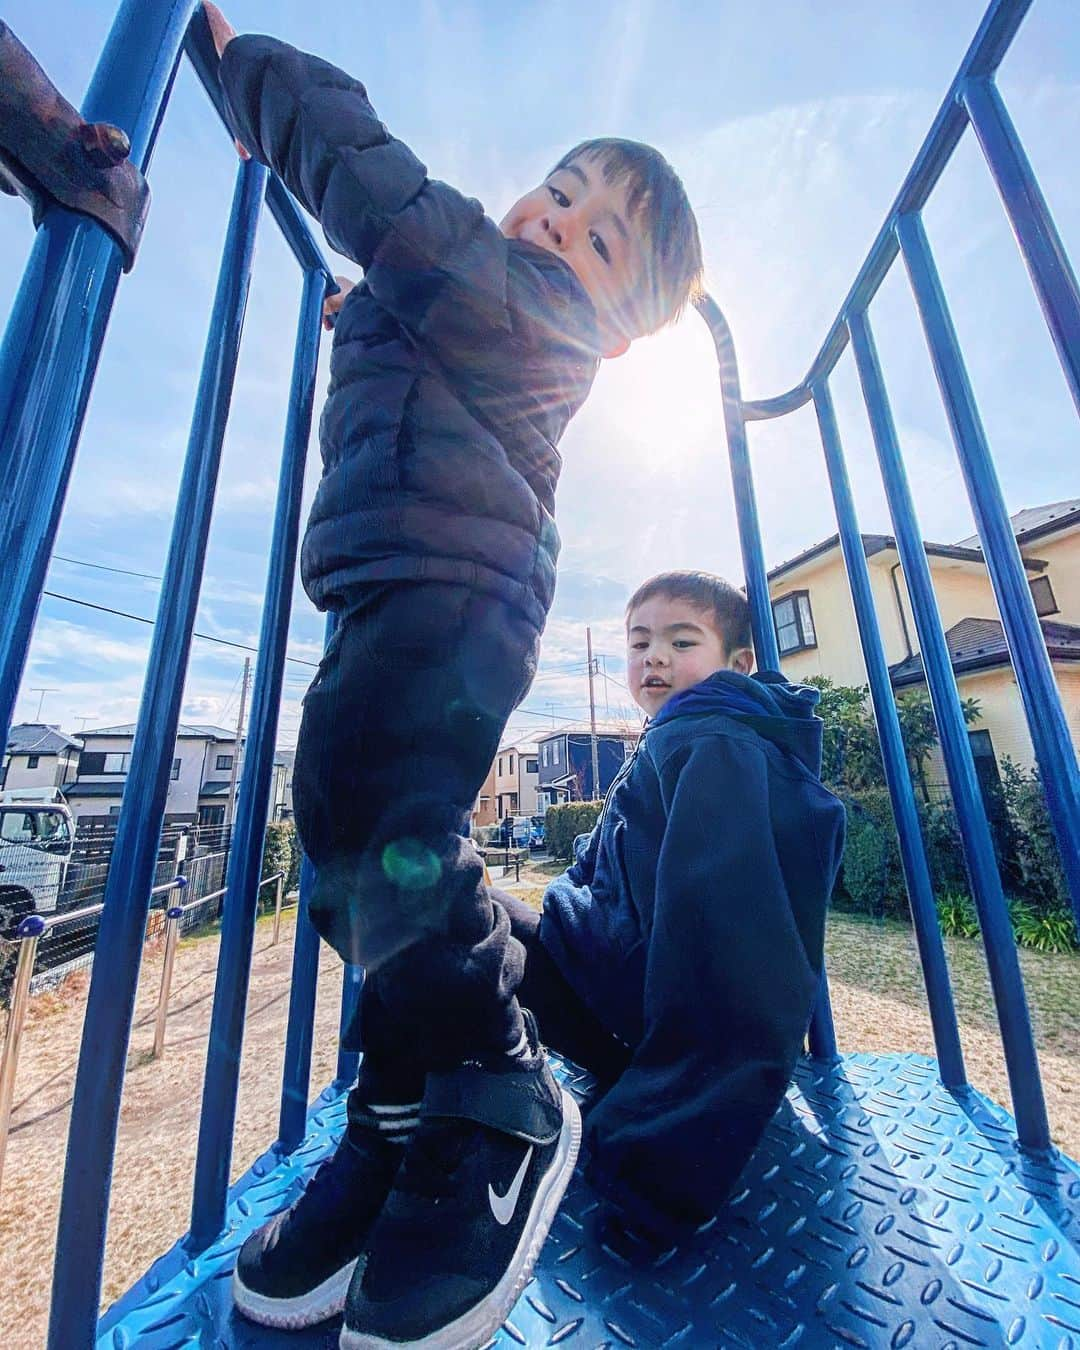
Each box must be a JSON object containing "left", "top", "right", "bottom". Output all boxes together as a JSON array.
[
  {"left": 472, "top": 762, "right": 497, "bottom": 828},
  {"left": 1, "top": 723, "right": 82, "bottom": 793},
  {"left": 492, "top": 740, "right": 540, "bottom": 820},
  {"left": 766, "top": 498, "right": 1080, "bottom": 784},
  {"left": 535, "top": 724, "right": 640, "bottom": 808},
  {"left": 61, "top": 723, "right": 288, "bottom": 828}
]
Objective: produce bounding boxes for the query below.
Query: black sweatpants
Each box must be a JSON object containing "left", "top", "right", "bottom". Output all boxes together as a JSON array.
[
  {"left": 348, "top": 888, "right": 633, "bottom": 1097},
  {"left": 293, "top": 581, "right": 543, "bottom": 1066}
]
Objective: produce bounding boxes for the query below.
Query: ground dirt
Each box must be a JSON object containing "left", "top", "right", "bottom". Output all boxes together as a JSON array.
[{"left": 1, "top": 864, "right": 1076, "bottom": 1347}]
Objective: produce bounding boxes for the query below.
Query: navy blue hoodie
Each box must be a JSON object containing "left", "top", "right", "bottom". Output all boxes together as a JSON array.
[{"left": 541, "top": 670, "right": 846, "bottom": 1237}]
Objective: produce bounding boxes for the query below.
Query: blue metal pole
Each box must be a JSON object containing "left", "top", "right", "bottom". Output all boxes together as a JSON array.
[
  {"left": 278, "top": 855, "right": 323, "bottom": 1152},
  {"left": 962, "top": 77, "right": 1080, "bottom": 418},
  {"left": 695, "top": 295, "right": 781, "bottom": 670},
  {"left": 805, "top": 979, "right": 838, "bottom": 1061},
  {"left": 695, "top": 293, "right": 838, "bottom": 1051},
  {"left": 336, "top": 964, "right": 365, "bottom": 1091},
  {"left": 896, "top": 211, "right": 1080, "bottom": 926},
  {"left": 812, "top": 379, "right": 967, "bottom": 1088},
  {"left": 849, "top": 305, "right": 1050, "bottom": 1151},
  {"left": 45, "top": 156, "right": 266, "bottom": 1350},
  {"left": 0, "top": 0, "right": 196, "bottom": 744},
  {"left": 189, "top": 265, "right": 325, "bottom": 1249}
]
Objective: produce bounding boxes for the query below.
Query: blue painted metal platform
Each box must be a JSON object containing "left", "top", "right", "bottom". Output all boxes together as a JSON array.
[{"left": 101, "top": 1051, "right": 1080, "bottom": 1349}]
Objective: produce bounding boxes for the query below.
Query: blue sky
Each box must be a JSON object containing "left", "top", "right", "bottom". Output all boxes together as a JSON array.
[{"left": 1, "top": 0, "right": 1077, "bottom": 748}]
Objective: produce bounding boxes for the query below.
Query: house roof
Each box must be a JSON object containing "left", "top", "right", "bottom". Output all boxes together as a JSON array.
[
  {"left": 61, "top": 781, "right": 124, "bottom": 798},
  {"left": 82, "top": 722, "right": 236, "bottom": 740},
  {"left": 889, "top": 616, "right": 1080, "bottom": 687},
  {"left": 5, "top": 723, "right": 82, "bottom": 755},
  {"left": 537, "top": 723, "right": 642, "bottom": 742},
  {"left": 766, "top": 532, "right": 1045, "bottom": 586},
  {"left": 956, "top": 498, "right": 1080, "bottom": 548}
]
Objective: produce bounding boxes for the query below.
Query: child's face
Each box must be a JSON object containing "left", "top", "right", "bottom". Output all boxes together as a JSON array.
[
  {"left": 499, "top": 156, "right": 644, "bottom": 358},
  {"left": 627, "top": 595, "right": 752, "bottom": 716}
]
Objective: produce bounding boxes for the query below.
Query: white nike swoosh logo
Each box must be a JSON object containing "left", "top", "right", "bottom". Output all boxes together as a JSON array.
[{"left": 488, "top": 1146, "right": 534, "bottom": 1226}]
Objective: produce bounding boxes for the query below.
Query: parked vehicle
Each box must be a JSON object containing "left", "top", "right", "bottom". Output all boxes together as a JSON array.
[
  {"left": 500, "top": 815, "right": 535, "bottom": 849},
  {"left": 529, "top": 815, "right": 545, "bottom": 849},
  {"left": 0, "top": 789, "right": 75, "bottom": 936}
]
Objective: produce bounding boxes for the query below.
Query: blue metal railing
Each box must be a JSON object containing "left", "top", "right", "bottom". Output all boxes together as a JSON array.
[
  {"left": 705, "top": 0, "right": 1078, "bottom": 1161},
  {"left": 0, "top": 0, "right": 1074, "bottom": 1344}
]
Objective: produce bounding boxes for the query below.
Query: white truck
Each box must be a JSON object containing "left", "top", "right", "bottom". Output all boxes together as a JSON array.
[{"left": 0, "top": 787, "right": 75, "bottom": 936}]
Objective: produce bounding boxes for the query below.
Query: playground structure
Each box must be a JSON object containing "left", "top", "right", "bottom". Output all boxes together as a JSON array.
[{"left": 0, "top": 0, "right": 1078, "bottom": 1346}]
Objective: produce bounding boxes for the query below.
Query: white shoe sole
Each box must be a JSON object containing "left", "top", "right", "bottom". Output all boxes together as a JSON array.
[
  {"left": 339, "top": 1088, "right": 582, "bottom": 1350},
  {"left": 233, "top": 1253, "right": 361, "bottom": 1329}
]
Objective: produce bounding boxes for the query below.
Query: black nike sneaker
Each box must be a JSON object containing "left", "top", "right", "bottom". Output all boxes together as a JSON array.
[
  {"left": 232, "top": 1081, "right": 421, "bottom": 1329},
  {"left": 340, "top": 1014, "right": 581, "bottom": 1349}
]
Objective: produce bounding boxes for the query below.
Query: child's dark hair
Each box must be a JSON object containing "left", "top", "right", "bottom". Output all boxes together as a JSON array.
[
  {"left": 550, "top": 138, "right": 703, "bottom": 337},
  {"left": 626, "top": 571, "right": 752, "bottom": 654}
]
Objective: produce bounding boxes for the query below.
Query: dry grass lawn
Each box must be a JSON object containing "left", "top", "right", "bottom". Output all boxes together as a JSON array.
[{"left": 0, "top": 864, "right": 1076, "bottom": 1347}]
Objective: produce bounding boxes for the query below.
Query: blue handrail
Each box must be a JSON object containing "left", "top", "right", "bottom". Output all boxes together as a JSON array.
[{"left": 188, "top": 264, "right": 326, "bottom": 1252}]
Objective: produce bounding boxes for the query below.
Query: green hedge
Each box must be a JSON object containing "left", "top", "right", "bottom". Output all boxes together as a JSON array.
[
  {"left": 543, "top": 802, "right": 602, "bottom": 860},
  {"left": 261, "top": 821, "right": 300, "bottom": 908}
]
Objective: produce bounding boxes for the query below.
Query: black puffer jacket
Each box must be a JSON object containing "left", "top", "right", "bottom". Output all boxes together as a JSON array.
[{"left": 219, "top": 37, "right": 601, "bottom": 630}]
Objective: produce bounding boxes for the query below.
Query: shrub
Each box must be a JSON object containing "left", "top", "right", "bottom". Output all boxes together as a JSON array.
[
  {"left": 936, "top": 890, "right": 979, "bottom": 938},
  {"left": 997, "top": 758, "right": 1068, "bottom": 913},
  {"left": 543, "top": 802, "right": 602, "bottom": 860},
  {"left": 836, "top": 788, "right": 970, "bottom": 922},
  {"left": 261, "top": 822, "right": 298, "bottom": 909},
  {"left": 1008, "top": 899, "right": 1078, "bottom": 954},
  {"left": 836, "top": 788, "right": 907, "bottom": 919}
]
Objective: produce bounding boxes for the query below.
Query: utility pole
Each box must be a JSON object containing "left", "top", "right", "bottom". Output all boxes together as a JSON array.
[
  {"left": 586, "top": 627, "right": 601, "bottom": 800},
  {"left": 225, "top": 657, "right": 250, "bottom": 832}
]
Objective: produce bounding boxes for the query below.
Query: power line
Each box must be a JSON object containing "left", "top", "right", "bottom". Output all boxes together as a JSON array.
[
  {"left": 51, "top": 553, "right": 161, "bottom": 582},
  {"left": 41, "top": 590, "right": 320, "bottom": 669}
]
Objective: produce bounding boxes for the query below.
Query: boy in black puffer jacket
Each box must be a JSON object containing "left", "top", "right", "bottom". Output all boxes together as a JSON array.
[{"left": 202, "top": 6, "right": 705, "bottom": 1347}]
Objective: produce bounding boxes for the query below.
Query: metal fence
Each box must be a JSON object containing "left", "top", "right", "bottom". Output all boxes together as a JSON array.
[
  {"left": 0, "top": 0, "right": 1076, "bottom": 1346},
  {"left": 23, "top": 845, "right": 230, "bottom": 989}
]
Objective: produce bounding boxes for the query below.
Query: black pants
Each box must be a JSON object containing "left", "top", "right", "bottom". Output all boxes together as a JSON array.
[
  {"left": 348, "top": 888, "right": 632, "bottom": 1096},
  {"left": 293, "top": 581, "right": 543, "bottom": 1064}
]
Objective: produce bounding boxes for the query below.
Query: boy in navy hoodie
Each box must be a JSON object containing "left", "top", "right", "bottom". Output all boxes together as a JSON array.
[{"left": 505, "top": 569, "right": 847, "bottom": 1242}]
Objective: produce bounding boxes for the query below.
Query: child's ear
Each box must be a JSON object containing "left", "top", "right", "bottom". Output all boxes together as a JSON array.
[
  {"left": 730, "top": 647, "right": 754, "bottom": 675},
  {"left": 601, "top": 336, "right": 630, "bottom": 360}
]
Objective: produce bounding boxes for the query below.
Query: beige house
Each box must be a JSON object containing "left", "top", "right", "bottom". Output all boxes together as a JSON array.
[
  {"left": 493, "top": 740, "right": 540, "bottom": 820},
  {"left": 767, "top": 499, "right": 1080, "bottom": 776},
  {"left": 61, "top": 723, "right": 289, "bottom": 827},
  {"left": 472, "top": 762, "right": 498, "bottom": 828}
]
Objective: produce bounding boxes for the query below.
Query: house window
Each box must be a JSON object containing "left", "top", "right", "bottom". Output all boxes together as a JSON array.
[
  {"left": 1029, "top": 575, "right": 1058, "bottom": 617},
  {"left": 509, "top": 753, "right": 515, "bottom": 774},
  {"left": 553, "top": 741, "right": 560, "bottom": 765},
  {"left": 26, "top": 755, "right": 39, "bottom": 769},
  {"left": 171, "top": 758, "right": 181, "bottom": 781},
  {"left": 542, "top": 744, "right": 549, "bottom": 767},
  {"left": 216, "top": 754, "right": 233, "bottom": 771},
  {"left": 525, "top": 757, "right": 538, "bottom": 774},
  {"left": 773, "top": 591, "right": 817, "bottom": 655},
  {"left": 103, "top": 752, "right": 130, "bottom": 774}
]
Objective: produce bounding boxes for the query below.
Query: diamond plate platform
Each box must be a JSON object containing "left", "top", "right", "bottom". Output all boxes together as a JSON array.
[{"left": 99, "top": 1052, "right": 1080, "bottom": 1349}]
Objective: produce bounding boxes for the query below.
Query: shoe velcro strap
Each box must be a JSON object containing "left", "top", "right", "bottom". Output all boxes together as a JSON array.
[{"left": 422, "top": 1064, "right": 562, "bottom": 1145}]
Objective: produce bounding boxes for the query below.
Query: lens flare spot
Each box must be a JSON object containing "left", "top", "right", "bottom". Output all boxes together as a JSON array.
[{"left": 382, "top": 838, "right": 442, "bottom": 890}]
